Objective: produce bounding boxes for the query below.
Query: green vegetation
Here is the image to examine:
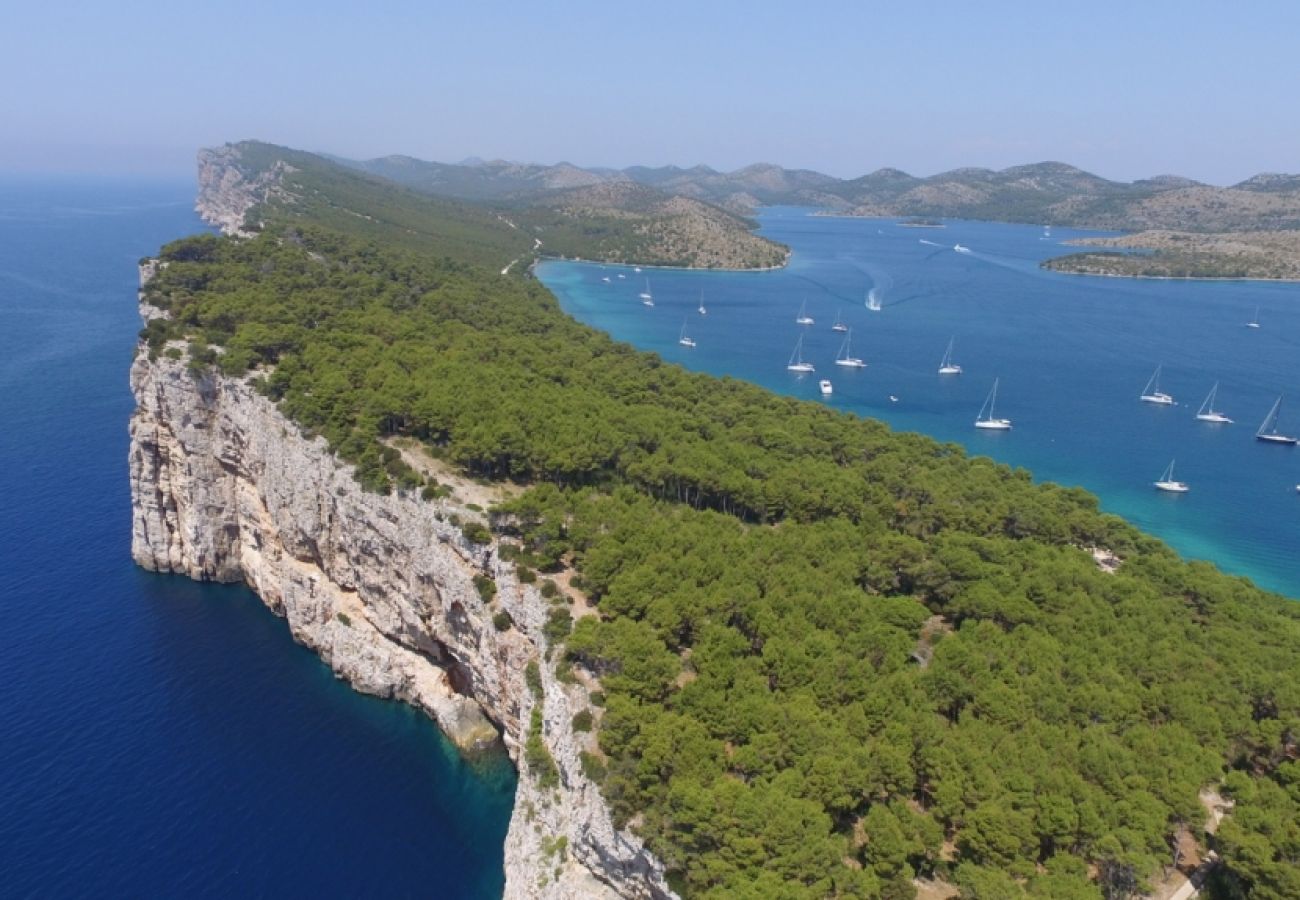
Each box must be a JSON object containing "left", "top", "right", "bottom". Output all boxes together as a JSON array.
[
  {"left": 525, "top": 706, "right": 560, "bottom": 791},
  {"left": 1044, "top": 250, "right": 1300, "bottom": 281},
  {"left": 145, "top": 170, "right": 1300, "bottom": 898}
]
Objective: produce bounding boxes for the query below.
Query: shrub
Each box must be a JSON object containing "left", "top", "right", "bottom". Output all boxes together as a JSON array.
[
  {"left": 493, "top": 610, "right": 513, "bottom": 632},
  {"left": 571, "top": 709, "right": 593, "bottom": 732},
  {"left": 473, "top": 574, "right": 496, "bottom": 602}
]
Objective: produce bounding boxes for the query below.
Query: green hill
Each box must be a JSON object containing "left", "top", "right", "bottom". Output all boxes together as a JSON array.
[{"left": 151, "top": 146, "right": 1300, "bottom": 899}]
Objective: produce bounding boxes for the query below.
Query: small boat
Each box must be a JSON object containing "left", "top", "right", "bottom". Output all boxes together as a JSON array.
[
  {"left": 639, "top": 278, "right": 654, "bottom": 306},
  {"left": 974, "top": 378, "right": 1012, "bottom": 430},
  {"left": 831, "top": 308, "right": 849, "bottom": 332},
  {"left": 1247, "top": 306, "right": 1260, "bottom": 328},
  {"left": 601, "top": 276, "right": 611, "bottom": 283},
  {"left": 1153, "top": 459, "right": 1189, "bottom": 493},
  {"left": 1256, "top": 395, "right": 1298, "bottom": 445},
  {"left": 698, "top": 290, "right": 707, "bottom": 316},
  {"left": 795, "top": 299, "right": 815, "bottom": 326},
  {"left": 889, "top": 395, "right": 899, "bottom": 403},
  {"left": 634, "top": 266, "right": 642, "bottom": 273},
  {"left": 938, "top": 337, "right": 962, "bottom": 375},
  {"left": 678, "top": 318, "right": 696, "bottom": 348},
  {"left": 819, "top": 379, "right": 833, "bottom": 396},
  {"left": 786, "top": 334, "right": 815, "bottom": 373},
  {"left": 617, "top": 273, "right": 626, "bottom": 279},
  {"left": 1195, "top": 382, "right": 1233, "bottom": 423},
  {"left": 1043, "top": 225, "right": 1052, "bottom": 239},
  {"left": 954, "top": 243, "right": 971, "bottom": 254},
  {"left": 834, "top": 329, "right": 867, "bottom": 368},
  {"left": 1139, "top": 365, "right": 1175, "bottom": 405}
]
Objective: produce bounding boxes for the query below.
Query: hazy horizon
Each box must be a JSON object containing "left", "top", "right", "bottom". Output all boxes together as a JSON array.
[{"left": 4, "top": 0, "right": 1298, "bottom": 185}]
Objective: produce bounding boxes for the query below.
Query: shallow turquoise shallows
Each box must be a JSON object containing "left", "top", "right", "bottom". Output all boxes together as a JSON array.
[
  {"left": 0, "top": 178, "right": 514, "bottom": 896},
  {"left": 538, "top": 208, "right": 1300, "bottom": 600}
]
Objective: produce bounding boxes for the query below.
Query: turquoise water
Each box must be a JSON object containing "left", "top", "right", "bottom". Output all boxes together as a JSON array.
[
  {"left": 0, "top": 178, "right": 514, "bottom": 895},
  {"left": 538, "top": 208, "right": 1300, "bottom": 599}
]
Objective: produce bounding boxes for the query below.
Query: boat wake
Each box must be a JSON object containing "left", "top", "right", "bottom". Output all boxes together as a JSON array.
[{"left": 918, "top": 239, "right": 943, "bottom": 247}]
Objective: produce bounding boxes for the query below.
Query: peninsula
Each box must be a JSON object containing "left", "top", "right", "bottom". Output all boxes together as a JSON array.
[{"left": 131, "top": 142, "right": 1300, "bottom": 899}]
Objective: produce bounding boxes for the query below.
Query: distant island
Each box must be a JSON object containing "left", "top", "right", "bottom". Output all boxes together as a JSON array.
[{"left": 335, "top": 153, "right": 1300, "bottom": 281}]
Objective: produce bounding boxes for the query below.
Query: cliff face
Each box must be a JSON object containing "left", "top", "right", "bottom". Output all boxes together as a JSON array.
[
  {"left": 196, "top": 145, "right": 286, "bottom": 236},
  {"left": 129, "top": 282, "right": 674, "bottom": 898}
]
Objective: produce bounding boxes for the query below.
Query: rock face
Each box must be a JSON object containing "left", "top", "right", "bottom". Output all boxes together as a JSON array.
[
  {"left": 196, "top": 145, "right": 286, "bottom": 236},
  {"left": 129, "top": 274, "right": 674, "bottom": 898}
]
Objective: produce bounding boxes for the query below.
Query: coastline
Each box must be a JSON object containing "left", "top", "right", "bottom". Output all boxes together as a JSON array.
[
  {"left": 533, "top": 251, "right": 790, "bottom": 274},
  {"left": 1040, "top": 264, "right": 1300, "bottom": 285}
]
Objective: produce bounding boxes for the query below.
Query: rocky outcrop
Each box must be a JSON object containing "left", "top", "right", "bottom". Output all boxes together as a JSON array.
[
  {"left": 129, "top": 271, "right": 675, "bottom": 898},
  {"left": 196, "top": 144, "right": 288, "bottom": 236}
]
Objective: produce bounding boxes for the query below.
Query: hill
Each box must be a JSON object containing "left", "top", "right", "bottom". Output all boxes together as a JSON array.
[{"left": 152, "top": 140, "right": 1300, "bottom": 899}]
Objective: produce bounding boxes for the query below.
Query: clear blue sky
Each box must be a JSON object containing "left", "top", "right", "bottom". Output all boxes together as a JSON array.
[{"left": 2, "top": 0, "right": 1296, "bottom": 184}]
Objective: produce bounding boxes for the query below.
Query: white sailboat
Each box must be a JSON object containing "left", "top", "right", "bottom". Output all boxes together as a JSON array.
[
  {"left": 974, "top": 378, "right": 1012, "bottom": 430},
  {"left": 1153, "top": 459, "right": 1189, "bottom": 493},
  {"left": 819, "top": 379, "right": 833, "bottom": 396},
  {"left": 678, "top": 318, "right": 696, "bottom": 348},
  {"left": 1256, "top": 395, "right": 1298, "bottom": 445},
  {"left": 786, "top": 334, "right": 815, "bottom": 373},
  {"left": 795, "top": 299, "right": 815, "bottom": 325},
  {"left": 831, "top": 308, "right": 848, "bottom": 332},
  {"left": 1139, "top": 365, "right": 1174, "bottom": 405},
  {"left": 1247, "top": 306, "right": 1260, "bottom": 328},
  {"left": 938, "top": 337, "right": 962, "bottom": 375},
  {"left": 1195, "top": 382, "right": 1233, "bottom": 423},
  {"left": 698, "top": 290, "right": 707, "bottom": 316},
  {"left": 639, "top": 278, "right": 654, "bottom": 306},
  {"left": 834, "top": 329, "right": 867, "bottom": 368}
]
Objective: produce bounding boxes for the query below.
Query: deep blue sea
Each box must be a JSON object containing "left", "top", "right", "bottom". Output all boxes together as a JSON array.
[
  {"left": 0, "top": 179, "right": 514, "bottom": 897},
  {"left": 539, "top": 209, "right": 1300, "bottom": 600}
]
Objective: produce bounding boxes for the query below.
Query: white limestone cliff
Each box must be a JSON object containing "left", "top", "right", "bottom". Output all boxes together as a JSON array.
[{"left": 129, "top": 273, "right": 675, "bottom": 898}]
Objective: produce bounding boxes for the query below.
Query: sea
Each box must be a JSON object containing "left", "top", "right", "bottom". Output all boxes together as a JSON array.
[
  {"left": 538, "top": 208, "right": 1300, "bottom": 600},
  {"left": 0, "top": 178, "right": 514, "bottom": 897}
]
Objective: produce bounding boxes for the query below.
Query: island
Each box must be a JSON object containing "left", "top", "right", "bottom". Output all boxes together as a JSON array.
[{"left": 132, "top": 142, "right": 1300, "bottom": 899}]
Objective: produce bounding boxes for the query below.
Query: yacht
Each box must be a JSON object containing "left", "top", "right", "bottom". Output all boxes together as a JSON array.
[
  {"left": 697, "top": 291, "right": 707, "bottom": 316},
  {"left": 1247, "top": 306, "right": 1260, "bottom": 328},
  {"left": 831, "top": 308, "right": 848, "bottom": 332},
  {"left": 974, "top": 378, "right": 1012, "bottom": 430},
  {"left": 786, "top": 335, "right": 815, "bottom": 373},
  {"left": 795, "top": 299, "right": 815, "bottom": 326},
  {"left": 938, "top": 337, "right": 962, "bottom": 375},
  {"left": 678, "top": 318, "right": 696, "bottom": 348},
  {"left": 1153, "top": 460, "right": 1190, "bottom": 493},
  {"left": 1139, "top": 365, "right": 1174, "bottom": 405},
  {"left": 1195, "top": 382, "right": 1232, "bottom": 423},
  {"left": 819, "top": 379, "right": 833, "bottom": 396},
  {"left": 834, "top": 329, "right": 867, "bottom": 368},
  {"left": 639, "top": 278, "right": 654, "bottom": 306},
  {"left": 953, "top": 244, "right": 971, "bottom": 254},
  {"left": 1256, "top": 396, "right": 1298, "bottom": 445}
]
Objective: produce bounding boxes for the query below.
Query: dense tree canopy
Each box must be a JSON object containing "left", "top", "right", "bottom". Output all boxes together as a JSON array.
[{"left": 143, "top": 218, "right": 1300, "bottom": 898}]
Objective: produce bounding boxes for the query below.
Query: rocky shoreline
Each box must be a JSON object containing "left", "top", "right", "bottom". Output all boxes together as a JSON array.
[{"left": 138, "top": 179, "right": 677, "bottom": 896}]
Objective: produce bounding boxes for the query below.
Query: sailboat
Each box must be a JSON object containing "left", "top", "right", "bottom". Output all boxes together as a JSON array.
[
  {"left": 974, "top": 378, "right": 1012, "bottom": 430},
  {"left": 639, "top": 278, "right": 654, "bottom": 306},
  {"left": 1255, "top": 396, "right": 1298, "bottom": 445},
  {"left": 1139, "top": 365, "right": 1174, "bottom": 405},
  {"left": 697, "top": 290, "right": 707, "bottom": 316},
  {"left": 786, "top": 335, "right": 815, "bottom": 373},
  {"left": 678, "top": 318, "right": 696, "bottom": 348},
  {"left": 1153, "top": 459, "right": 1189, "bottom": 493},
  {"left": 938, "top": 337, "right": 962, "bottom": 375},
  {"left": 831, "top": 308, "right": 848, "bottom": 332},
  {"left": 835, "top": 329, "right": 867, "bottom": 368},
  {"left": 1247, "top": 306, "right": 1261, "bottom": 329},
  {"left": 1195, "top": 382, "right": 1233, "bottom": 423},
  {"left": 795, "top": 299, "right": 815, "bottom": 326}
]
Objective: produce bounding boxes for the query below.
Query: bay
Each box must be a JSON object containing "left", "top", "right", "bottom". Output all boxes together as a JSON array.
[{"left": 538, "top": 208, "right": 1300, "bottom": 599}]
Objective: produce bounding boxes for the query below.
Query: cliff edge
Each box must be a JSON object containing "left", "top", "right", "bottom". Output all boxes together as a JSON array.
[{"left": 129, "top": 271, "right": 675, "bottom": 898}]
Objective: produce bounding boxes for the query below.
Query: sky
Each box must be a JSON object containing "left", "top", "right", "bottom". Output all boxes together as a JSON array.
[{"left": 2, "top": 0, "right": 1297, "bottom": 184}]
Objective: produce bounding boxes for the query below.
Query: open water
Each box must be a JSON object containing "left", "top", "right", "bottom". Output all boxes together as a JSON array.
[
  {"left": 538, "top": 208, "right": 1300, "bottom": 600},
  {"left": 0, "top": 178, "right": 514, "bottom": 897}
]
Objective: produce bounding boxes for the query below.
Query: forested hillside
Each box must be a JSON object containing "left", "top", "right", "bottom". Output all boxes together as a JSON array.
[{"left": 142, "top": 174, "right": 1300, "bottom": 899}]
